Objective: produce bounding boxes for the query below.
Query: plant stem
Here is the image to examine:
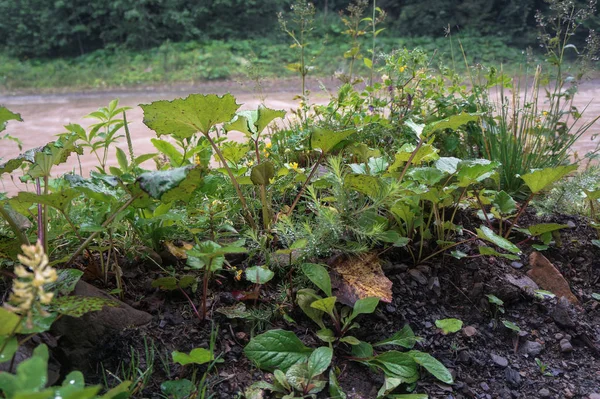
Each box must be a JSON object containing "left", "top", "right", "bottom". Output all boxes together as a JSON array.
[
  {"left": 475, "top": 190, "right": 493, "bottom": 230},
  {"left": 419, "top": 237, "right": 477, "bottom": 264},
  {"left": 179, "top": 286, "right": 203, "bottom": 322},
  {"left": 204, "top": 133, "right": 257, "bottom": 230},
  {"left": 67, "top": 194, "right": 141, "bottom": 264},
  {"left": 286, "top": 151, "right": 325, "bottom": 216},
  {"left": 504, "top": 193, "right": 535, "bottom": 239}
]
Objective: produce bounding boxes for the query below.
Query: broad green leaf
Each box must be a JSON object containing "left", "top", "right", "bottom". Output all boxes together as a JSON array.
[
  {"left": 0, "top": 344, "right": 49, "bottom": 398},
  {"left": 141, "top": 93, "right": 240, "bottom": 138},
  {"left": 64, "top": 173, "right": 118, "bottom": 203},
  {"left": 49, "top": 296, "right": 118, "bottom": 317},
  {"left": 434, "top": 318, "right": 463, "bottom": 334},
  {"left": 329, "top": 369, "right": 347, "bottom": 399},
  {"left": 20, "top": 311, "right": 58, "bottom": 334},
  {"left": 408, "top": 351, "right": 453, "bottom": 384},
  {"left": 135, "top": 166, "right": 190, "bottom": 199},
  {"left": 286, "top": 363, "right": 311, "bottom": 392},
  {"left": 527, "top": 223, "right": 568, "bottom": 236},
  {"left": 363, "top": 57, "right": 373, "bottom": 69},
  {"left": 225, "top": 105, "right": 285, "bottom": 137},
  {"left": 115, "top": 147, "right": 128, "bottom": 170},
  {"left": 456, "top": 159, "right": 499, "bottom": 187},
  {"left": 9, "top": 190, "right": 80, "bottom": 213},
  {"left": 217, "top": 303, "right": 252, "bottom": 319},
  {"left": 0, "top": 336, "right": 18, "bottom": 363},
  {"left": 244, "top": 329, "right": 313, "bottom": 372},
  {"left": 370, "top": 351, "right": 419, "bottom": 381},
  {"left": 388, "top": 142, "right": 439, "bottom": 170},
  {"left": 45, "top": 269, "right": 83, "bottom": 296},
  {"left": 349, "top": 297, "right": 379, "bottom": 322},
  {"left": 374, "top": 325, "right": 417, "bottom": 349},
  {"left": 151, "top": 138, "right": 184, "bottom": 166},
  {"left": 310, "top": 128, "right": 356, "bottom": 153},
  {"left": 160, "top": 379, "right": 195, "bottom": 399},
  {"left": 0, "top": 107, "right": 22, "bottom": 133},
  {"left": 493, "top": 191, "right": 516, "bottom": 214},
  {"left": 250, "top": 162, "right": 275, "bottom": 186},
  {"left": 408, "top": 167, "right": 444, "bottom": 185},
  {"left": 98, "top": 381, "right": 132, "bottom": 399},
  {"left": 486, "top": 294, "right": 504, "bottom": 306},
  {"left": 344, "top": 174, "right": 381, "bottom": 198},
  {"left": 308, "top": 347, "right": 333, "bottom": 377},
  {"left": 221, "top": 141, "right": 249, "bottom": 164},
  {"left": 340, "top": 336, "right": 361, "bottom": 345},
  {"left": 311, "top": 297, "right": 337, "bottom": 315},
  {"left": 316, "top": 328, "right": 336, "bottom": 343},
  {"left": 435, "top": 157, "right": 461, "bottom": 174},
  {"left": 424, "top": 112, "right": 478, "bottom": 136},
  {"left": 244, "top": 266, "right": 275, "bottom": 284},
  {"left": 478, "top": 246, "right": 520, "bottom": 260},
  {"left": 387, "top": 394, "right": 428, "bottom": 398},
  {"left": 352, "top": 341, "right": 374, "bottom": 358},
  {"left": 152, "top": 277, "right": 179, "bottom": 290},
  {"left": 297, "top": 289, "right": 325, "bottom": 329},
  {"left": 301, "top": 263, "right": 332, "bottom": 297},
  {"left": 521, "top": 165, "right": 578, "bottom": 194},
  {"left": 172, "top": 348, "right": 213, "bottom": 365},
  {"left": 502, "top": 320, "right": 521, "bottom": 332},
  {"left": 377, "top": 375, "right": 404, "bottom": 398},
  {"left": 477, "top": 226, "right": 521, "bottom": 254},
  {"left": 0, "top": 307, "right": 22, "bottom": 335}
]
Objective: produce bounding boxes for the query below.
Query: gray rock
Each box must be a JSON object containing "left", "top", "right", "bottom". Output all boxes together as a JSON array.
[
  {"left": 510, "top": 261, "right": 524, "bottom": 269},
  {"left": 589, "top": 394, "right": 600, "bottom": 399},
  {"left": 428, "top": 277, "right": 441, "bottom": 296},
  {"left": 560, "top": 339, "right": 574, "bottom": 353},
  {"left": 408, "top": 269, "right": 428, "bottom": 285},
  {"left": 551, "top": 300, "right": 576, "bottom": 329},
  {"left": 505, "top": 273, "right": 539, "bottom": 296},
  {"left": 539, "top": 388, "right": 551, "bottom": 397},
  {"left": 504, "top": 367, "right": 522, "bottom": 388},
  {"left": 520, "top": 340, "right": 543, "bottom": 356},
  {"left": 480, "top": 382, "right": 490, "bottom": 391},
  {"left": 491, "top": 353, "right": 509, "bottom": 368},
  {"left": 52, "top": 280, "right": 152, "bottom": 371}
]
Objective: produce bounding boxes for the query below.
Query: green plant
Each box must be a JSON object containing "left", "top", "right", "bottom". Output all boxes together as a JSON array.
[
  {"left": 535, "top": 357, "right": 553, "bottom": 377},
  {"left": 435, "top": 318, "right": 463, "bottom": 335},
  {"left": 297, "top": 263, "right": 379, "bottom": 345},
  {"left": 247, "top": 346, "right": 334, "bottom": 398}
]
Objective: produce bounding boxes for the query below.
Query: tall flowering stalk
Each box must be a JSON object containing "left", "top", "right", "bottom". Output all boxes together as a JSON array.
[{"left": 4, "top": 242, "right": 57, "bottom": 328}]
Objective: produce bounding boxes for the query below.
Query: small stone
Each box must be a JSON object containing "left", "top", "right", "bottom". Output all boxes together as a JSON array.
[
  {"left": 457, "top": 350, "right": 471, "bottom": 364},
  {"left": 428, "top": 277, "right": 441, "bottom": 296},
  {"left": 510, "top": 261, "right": 524, "bottom": 269},
  {"left": 567, "top": 220, "right": 576, "bottom": 228},
  {"left": 491, "top": 353, "right": 509, "bottom": 368},
  {"left": 565, "top": 388, "right": 574, "bottom": 398},
  {"left": 416, "top": 264, "right": 431, "bottom": 275},
  {"left": 480, "top": 382, "right": 490, "bottom": 391},
  {"left": 463, "top": 326, "right": 478, "bottom": 337},
  {"left": 424, "top": 321, "right": 433, "bottom": 328},
  {"left": 555, "top": 333, "right": 565, "bottom": 340},
  {"left": 385, "top": 304, "right": 397, "bottom": 313},
  {"left": 560, "top": 339, "right": 574, "bottom": 353},
  {"left": 408, "top": 269, "right": 428, "bottom": 285},
  {"left": 539, "top": 388, "right": 551, "bottom": 397},
  {"left": 589, "top": 394, "right": 600, "bottom": 399},
  {"left": 520, "top": 340, "right": 543, "bottom": 356},
  {"left": 504, "top": 367, "right": 522, "bottom": 388},
  {"left": 551, "top": 300, "right": 576, "bottom": 328}
]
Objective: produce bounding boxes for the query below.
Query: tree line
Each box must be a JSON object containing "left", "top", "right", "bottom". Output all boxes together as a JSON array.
[{"left": 0, "top": 0, "right": 597, "bottom": 58}]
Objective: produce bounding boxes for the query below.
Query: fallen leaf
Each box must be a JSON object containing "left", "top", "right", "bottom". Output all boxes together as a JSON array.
[
  {"left": 329, "top": 252, "right": 393, "bottom": 306},
  {"left": 164, "top": 240, "right": 194, "bottom": 259}
]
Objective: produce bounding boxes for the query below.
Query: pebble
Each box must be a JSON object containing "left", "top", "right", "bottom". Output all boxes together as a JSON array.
[
  {"left": 428, "top": 277, "right": 441, "bottom": 296},
  {"left": 408, "top": 269, "right": 428, "bottom": 285},
  {"left": 480, "top": 382, "right": 490, "bottom": 391},
  {"left": 560, "top": 339, "right": 574, "bottom": 353},
  {"left": 504, "top": 367, "right": 522, "bottom": 388},
  {"left": 510, "top": 261, "right": 524, "bottom": 269},
  {"left": 491, "top": 353, "right": 509, "bottom": 368},
  {"left": 457, "top": 350, "right": 471, "bottom": 364},
  {"left": 521, "top": 340, "right": 543, "bottom": 356},
  {"left": 589, "top": 394, "right": 600, "bottom": 399},
  {"left": 463, "top": 326, "right": 478, "bottom": 337},
  {"left": 567, "top": 220, "right": 576, "bottom": 228},
  {"left": 539, "top": 388, "right": 551, "bottom": 397},
  {"left": 555, "top": 333, "right": 564, "bottom": 340}
]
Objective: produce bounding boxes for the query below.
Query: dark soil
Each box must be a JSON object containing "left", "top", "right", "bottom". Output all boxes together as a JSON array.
[{"left": 14, "top": 209, "right": 600, "bottom": 399}]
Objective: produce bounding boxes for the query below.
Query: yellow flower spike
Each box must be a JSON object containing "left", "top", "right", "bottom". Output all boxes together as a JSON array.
[
  {"left": 265, "top": 142, "right": 272, "bottom": 149},
  {"left": 399, "top": 65, "right": 406, "bottom": 73},
  {"left": 194, "top": 154, "right": 201, "bottom": 165},
  {"left": 289, "top": 162, "right": 299, "bottom": 171}
]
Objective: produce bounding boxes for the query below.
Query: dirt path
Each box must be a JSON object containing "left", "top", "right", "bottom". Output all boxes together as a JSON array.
[{"left": 1, "top": 78, "right": 599, "bottom": 194}]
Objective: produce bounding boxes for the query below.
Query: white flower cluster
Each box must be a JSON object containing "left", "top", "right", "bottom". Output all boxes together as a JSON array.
[{"left": 4, "top": 242, "right": 58, "bottom": 324}]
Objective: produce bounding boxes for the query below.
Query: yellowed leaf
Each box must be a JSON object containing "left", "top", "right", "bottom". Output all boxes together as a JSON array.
[
  {"left": 330, "top": 252, "right": 393, "bottom": 306},
  {"left": 164, "top": 241, "right": 193, "bottom": 260}
]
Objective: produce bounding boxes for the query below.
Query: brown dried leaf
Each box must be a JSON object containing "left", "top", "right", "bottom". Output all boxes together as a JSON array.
[
  {"left": 330, "top": 252, "right": 393, "bottom": 306},
  {"left": 164, "top": 241, "right": 193, "bottom": 260}
]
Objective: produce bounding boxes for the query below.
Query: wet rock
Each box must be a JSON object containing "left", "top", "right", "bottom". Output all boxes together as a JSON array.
[
  {"left": 491, "top": 353, "right": 509, "bottom": 368},
  {"left": 463, "top": 326, "right": 478, "bottom": 337},
  {"left": 408, "top": 269, "right": 428, "bottom": 285},
  {"left": 52, "top": 280, "right": 152, "bottom": 371},
  {"left": 520, "top": 340, "right": 543, "bottom": 356},
  {"left": 428, "top": 277, "right": 441, "bottom": 296},
  {"left": 510, "top": 261, "right": 524, "bottom": 269},
  {"left": 560, "top": 339, "right": 574, "bottom": 353},
  {"left": 539, "top": 388, "right": 551, "bottom": 397},
  {"left": 504, "top": 367, "right": 522, "bottom": 388},
  {"left": 551, "top": 298, "right": 577, "bottom": 329},
  {"left": 527, "top": 252, "right": 579, "bottom": 304}
]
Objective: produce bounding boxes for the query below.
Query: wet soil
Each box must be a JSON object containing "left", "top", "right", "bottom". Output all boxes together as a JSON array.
[{"left": 66, "top": 209, "right": 600, "bottom": 399}]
